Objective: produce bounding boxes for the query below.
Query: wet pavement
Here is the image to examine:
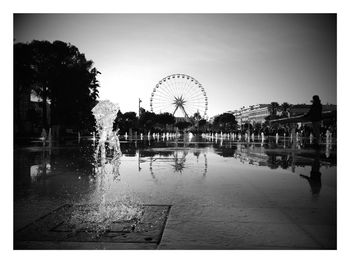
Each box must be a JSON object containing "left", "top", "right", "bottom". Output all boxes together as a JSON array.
[{"left": 14, "top": 137, "right": 336, "bottom": 249}]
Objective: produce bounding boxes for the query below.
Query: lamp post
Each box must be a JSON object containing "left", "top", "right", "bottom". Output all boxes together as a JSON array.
[
  {"left": 138, "top": 98, "right": 142, "bottom": 131},
  {"left": 138, "top": 98, "right": 142, "bottom": 117}
]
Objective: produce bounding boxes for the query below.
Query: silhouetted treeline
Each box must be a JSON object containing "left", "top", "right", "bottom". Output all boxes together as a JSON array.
[{"left": 14, "top": 40, "right": 100, "bottom": 136}]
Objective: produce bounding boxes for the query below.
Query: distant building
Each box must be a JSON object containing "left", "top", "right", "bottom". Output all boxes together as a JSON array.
[
  {"left": 248, "top": 104, "right": 269, "bottom": 124},
  {"left": 203, "top": 102, "right": 336, "bottom": 129},
  {"left": 230, "top": 104, "right": 269, "bottom": 128}
]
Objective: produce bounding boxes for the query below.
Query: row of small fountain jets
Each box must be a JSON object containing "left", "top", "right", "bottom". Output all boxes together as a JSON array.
[
  {"left": 92, "top": 131, "right": 190, "bottom": 141},
  {"left": 201, "top": 130, "right": 334, "bottom": 144},
  {"left": 38, "top": 127, "right": 333, "bottom": 145},
  {"left": 86, "top": 129, "right": 334, "bottom": 144}
]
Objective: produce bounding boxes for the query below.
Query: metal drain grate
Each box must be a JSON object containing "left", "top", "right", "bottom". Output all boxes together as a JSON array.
[{"left": 15, "top": 204, "right": 171, "bottom": 248}]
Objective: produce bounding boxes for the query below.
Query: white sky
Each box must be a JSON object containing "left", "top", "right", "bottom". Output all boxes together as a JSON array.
[{"left": 14, "top": 14, "right": 336, "bottom": 117}]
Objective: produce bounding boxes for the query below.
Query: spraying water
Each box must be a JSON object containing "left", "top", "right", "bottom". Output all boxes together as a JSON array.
[{"left": 69, "top": 100, "right": 143, "bottom": 236}]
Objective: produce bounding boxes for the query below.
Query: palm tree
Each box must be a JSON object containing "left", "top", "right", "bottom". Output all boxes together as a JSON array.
[
  {"left": 269, "top": 102, "right": 280, "bottom": 117},
  {"left": 280, "top": 102, "right": 291, "bottom": 117}
]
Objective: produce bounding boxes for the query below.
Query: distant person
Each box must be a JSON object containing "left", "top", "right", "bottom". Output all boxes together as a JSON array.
[{"left": 304, "top": 95, "right": 322, "bottom": 145}]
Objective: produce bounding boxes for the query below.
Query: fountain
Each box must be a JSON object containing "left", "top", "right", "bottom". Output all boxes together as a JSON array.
[
  {"left": 48, "top": 128, "right": 52, "bottom": 147},
  {"left": 69, "top": 100, "right": 143, "bottom": 236},
  {"left": 326, "top": 129, "right": 331, "bottom": 145}
]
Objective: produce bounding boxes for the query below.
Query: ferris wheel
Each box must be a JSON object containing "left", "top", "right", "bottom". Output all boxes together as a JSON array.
[{"left": 150, "top": 74, "right": 208, "bottom": 119}]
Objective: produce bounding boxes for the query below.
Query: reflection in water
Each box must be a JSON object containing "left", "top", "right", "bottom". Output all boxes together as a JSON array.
[
  {"left": 172, "top": 151, "right": 187, "bottom": 173},
  {"left": 300, "top": 150, "right": 322, "bottom": 196},
  {"left": 138, "top": 147, "right": 208, "bottom": 179},
  {"left": 29, "top": 147, "right": 52, "bottom": 183},
  {"left": 30, "top": 164, "right": 51, "bottom": 183},
  {"left": 15, "top": 136, "right": 336, "bottom": 205},
  {"left": 212, "top": 141, "right": 335, "bottom": 172}
]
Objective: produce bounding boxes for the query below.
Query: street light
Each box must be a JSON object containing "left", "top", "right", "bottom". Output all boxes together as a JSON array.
[{"left": 138, "top": 98, "right": 142, "bottom": 117}]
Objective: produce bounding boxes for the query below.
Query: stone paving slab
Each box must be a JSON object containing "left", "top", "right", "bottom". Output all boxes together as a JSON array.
[
  {"left": 159, "top": 220, "right": 321, "bottom": 249},
  {"left": 299, "top": 224, "right": 336, "bottom": 249},
  {"left": 14, "top": 241, "right": 158, "bottom": 250},
  {"left": 169, "top": 205, "right": 293, "bottom": 224},
  {"left": 14, "top": 204, "right": 171, "bottom": 249}
]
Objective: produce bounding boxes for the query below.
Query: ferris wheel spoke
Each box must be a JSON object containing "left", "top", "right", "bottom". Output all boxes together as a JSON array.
[
  {"left": 188, "top": 103, "right": 205, "bottom": 112},
  {"left": 154, "top": 100, "right": 174, "bottom": 108},
  {"left": 153, "top": 94, "right": 171, "bottom": 102},
  {"left": 171, "top": 76, "right": 180, "bottom": 97},
  {"left": 161, "top": 80, "right": 177, "bottom": 97},
  {"left": 159, "top": 82, "right": 172, "bottom": 98},
  {"left": 186, "top": 93, "right": 204, "bottom": 101},
  {"left": 184, "top": 83, "right": 201, "bottom": 103},
  {"left": 168, "top": 76, "right": 179, "bottom": 97},
  {"left": 164, "top": 81, "right": 176, "bottom": 98},
  {"left": 155, "top": 88, "right": 174, "bottom": 100},
  {"left": 186, "top": 103, "right": 201, "bottom": 113},
  {"left": 188, "top": 87, "right": 204, "bottom": 103},
  {"left": 186, "top": 94, "right": 205, "bottom": 103},
  {"left": 153, "top": 101, "right": 173, "bottom": 109},
  {"left": 153, "top": 101, "right": 173, "bottom": 108},
  {"left": 152, "top": 100, "right": 172, "bottom": 107},
  {"left": 183, "top": 77, "right": 194, "bottom": 97}
]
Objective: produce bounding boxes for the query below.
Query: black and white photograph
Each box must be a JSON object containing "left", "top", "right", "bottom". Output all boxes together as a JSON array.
[{"left": 8, "top": 3, "right": 344, "bottom": 255}]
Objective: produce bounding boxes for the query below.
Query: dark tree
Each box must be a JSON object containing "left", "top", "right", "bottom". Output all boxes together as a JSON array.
[
  {"left": 14, "top": 40, "right": 100, "bottom": 134},
  {"left": 155, "top": 112, "right": 175, "bottom": 131},
  {"left": 280, "top": 102, "right": 291, "bottom": 117},
  {"left": 253, "top": 122, "right": 262, "bottom": 134},
  {"left": 190, "top": 112, "right": 202, "bottom": 133},
  {"left": 14, "top": 43, "right": 36, "bottom": 132},
  {"left": 268, "top": 102, "right": 280, "bottom": 116},
  {"left": 175, "top": 121, "right": 192, "bottom": 131},
  {"left": 213, "top": 113, "right": 237, "bottom": 132},
  {"left": 198, "top": 119, "right": 207, "bottom": 131},
  {"left": 139, "top": 110, "right": 157, "bottom": 131},
  {"left": 122, "top": 111, "right": 138, "bottom": 132}
]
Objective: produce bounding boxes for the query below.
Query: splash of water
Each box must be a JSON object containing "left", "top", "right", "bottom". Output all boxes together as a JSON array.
[{"left": 68, "top": 100, "right": 143, "bottom": 236}]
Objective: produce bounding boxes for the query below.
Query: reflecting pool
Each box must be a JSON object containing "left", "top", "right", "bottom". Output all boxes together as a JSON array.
[{"left": 14, "top": 137, "right": 336, "bottom": 249}]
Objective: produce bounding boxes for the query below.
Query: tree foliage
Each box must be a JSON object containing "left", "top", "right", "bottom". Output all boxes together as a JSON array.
[
  {"left": 156, "top": 112, "right": 175, "bottom": 127},
  {"left": 14, "top": 40, "right": 100, "bottom": 132},
  {"left": 213, "top": 113, "right": 237, "bottom": 132},
  {"left": 268, "top": 102, "right": 280, "bottom": 116},
  {"left": 280, "top": 102, "right": 291, "bottom": 117},
  {"left": 175, "top": 121, "right": 192, "bottom": 131},
  {"left": 114, "top": 111, "right": 138, "bottom": 133}
]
